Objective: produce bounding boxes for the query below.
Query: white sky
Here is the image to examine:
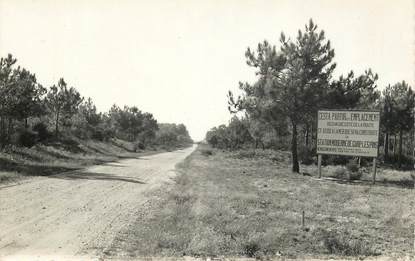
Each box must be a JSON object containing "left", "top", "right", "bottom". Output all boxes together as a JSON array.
[{"left": 0, "top": 0, "right": 413, "bottom": 141}]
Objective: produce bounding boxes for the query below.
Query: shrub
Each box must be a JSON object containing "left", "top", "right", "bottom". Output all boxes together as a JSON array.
[
  {"left": 321, "top": 229, "right": 376, "bottom": 256},
  {"left": 136, "top": 142, "right": 145, "bottom": 150},
  {"left": 346, "top": 159, "right": 359, "bottom": 173},
  {"left": 102, "top": 129, "right": 115, "bottom": 141},
  {"left": 32, "top": 122, "right": 50, "bottom": 142},
  {"left": 333, "top": 166, "right": 347, "bottom": 179},
  {"left": 18, "top": 129, "right": 37, "bottom": 147},
  {"left": 332, "top": 165, "right": 362, "bottom": 181},
  {"left": 200, "top": 149, "right": 214, "bottom": 156},
  {"left": 243, "top": 241, "right": 260, "bottom": 257},
  {"left": 331, "top": 160, "right": 362, "bottom": 181},
  {"left": 349, "top": 171, "right": 363, "bottom": 181},
  {"left": 323, "top": 155, "right": 349, "bottom": 166},
  {"left": 71, "top": 127, "right": 87, "bottom": 139},
  {"left": 91, "top": 129, "right": 104, "bottom": 141}
]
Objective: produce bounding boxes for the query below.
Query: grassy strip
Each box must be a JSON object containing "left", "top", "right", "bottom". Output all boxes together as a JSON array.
[
  {"left": 109, "top": 144, "right": 413, "bottom": 259},
  {"left": 0, "top": 137, "right": 191, "bottom": 185}
]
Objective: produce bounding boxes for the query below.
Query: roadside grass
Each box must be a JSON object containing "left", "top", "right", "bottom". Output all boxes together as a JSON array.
[
  {"left": 0, "top": 171, "right": 22, "bottom": 184},
  {"left": 0, "top": 137, "right": 187, "bottom": 185},
  {"left": 109, "top": 144, "right": 414, "bottom": 259},
  {"left": 302, "top": 160, "right": 414, "bottom": 189}
]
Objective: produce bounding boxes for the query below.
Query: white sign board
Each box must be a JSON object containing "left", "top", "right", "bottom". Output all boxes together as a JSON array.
[{"left": 317, "top": 110, "right": 380, "bottom": 157}]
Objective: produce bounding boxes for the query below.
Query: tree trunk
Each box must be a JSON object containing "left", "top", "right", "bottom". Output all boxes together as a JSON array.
[
  {"left": 55, "top": 111, "right": 60, "bottom": 138},
  {"left": 394, "top": 134, "right": 397, "bottom": 156},
  {"left": 384, "top": 132, "right": 389, "bottom": 161},
  {"left": 291, "top": 121, "right": 300, "bottom": 173},
  {"left": 305, "top": 123, "right": 309, "bottom": 147},
  {"left": 399, "top": 129, "right": 403, "bottom": 168},
  {"left": 7, "top": 118, "right": 12, "bottom": 143},
  {"left": 0, "top": 116, "right": 4, "bottom": 146},
  {"left": 310, "top": 123, "right": 315, "bottom": 148}
]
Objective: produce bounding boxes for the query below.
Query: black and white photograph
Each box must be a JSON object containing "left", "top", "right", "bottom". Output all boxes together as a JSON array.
[{"left": 0, "top": 0, "right": 414, "bottom": 260}]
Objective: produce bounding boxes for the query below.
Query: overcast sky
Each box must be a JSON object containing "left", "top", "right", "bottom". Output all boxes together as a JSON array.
[{"left": 0, "top": 0, "right": 413, "bottom": 141}]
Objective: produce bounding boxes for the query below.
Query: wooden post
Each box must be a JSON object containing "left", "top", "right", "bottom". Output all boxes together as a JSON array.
[
  {"left": 318, "top": 154, "right": 322, "bottom": 178},
  {"left": 301, "top": 210, "right": 305, "bottom": 229},
  {"left": 372, "top": 157, "right": 377, "bottom": 184}
]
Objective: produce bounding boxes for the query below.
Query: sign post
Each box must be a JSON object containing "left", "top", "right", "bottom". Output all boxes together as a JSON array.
[
  {"left": 317, "top": 154, "right": 322, "bottom": 178},
  {"left": 316, "top": 110, "right": 380, "bottom": 182},
  {"left": 372, "top": 158, "right": 377, "bottom": 184}
]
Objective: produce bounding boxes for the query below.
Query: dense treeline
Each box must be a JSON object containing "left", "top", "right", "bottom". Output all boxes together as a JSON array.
[
  {"left": 0, "top": 54, "right": 192, "bottom": 149},
  {"left": 207, "top": 20, "right": 414, "bottom": 171},
  {"left": 155, "top": 123, "right": 193, "bottom": 148}
]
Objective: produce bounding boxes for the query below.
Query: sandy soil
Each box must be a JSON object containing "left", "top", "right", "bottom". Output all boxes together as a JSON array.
[{"left": 0, "top": 145, "right": 195, "bottom": 260}]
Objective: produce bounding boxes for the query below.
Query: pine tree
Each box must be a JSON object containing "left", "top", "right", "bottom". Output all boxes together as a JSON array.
[
  {"left": 230, "top": 19, "right": 335, "bottom": 173},
  {"left": 46, "top": 78, "right": 83, "bottom": 138}
]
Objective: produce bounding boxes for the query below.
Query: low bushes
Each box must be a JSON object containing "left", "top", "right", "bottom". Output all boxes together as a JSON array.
[
  {"left": 346, "top": 159, "right": 359, "bottom": 173},
  {"left": 32, "top": 122, "right": 51, "bottom": 142},
  {"left": 317, "top": 229, "right": 377, "bottom": 256},
  {"left": 333, "top": 166, "right": 348, "bottom": 179},
  {"left": 331, "top": 159, "right": 363, "bottom": 181},
  {"left": 17, "top": 130, "right": 37, "bottom": 147},
  {"left": 243, "top": 241, "right": 261, "bottom": 257},
  {"left": 322, "top": 155, "right": 349, "bottom": 166},
  {"left": 200, "top": 149, "right": 214, "bottom": 156},
  {"left": 228, "top": 149, "right": 289, "bottom": 163}
]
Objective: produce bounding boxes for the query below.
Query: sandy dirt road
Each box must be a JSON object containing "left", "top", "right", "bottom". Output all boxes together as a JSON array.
[{"left": 0, "top": 145, "right": 195, "bottom": 260}]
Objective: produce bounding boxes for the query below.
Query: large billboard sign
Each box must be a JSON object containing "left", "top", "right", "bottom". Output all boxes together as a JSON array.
[{"left": 317, "top": 110, "right": 380, "bottom": 157}]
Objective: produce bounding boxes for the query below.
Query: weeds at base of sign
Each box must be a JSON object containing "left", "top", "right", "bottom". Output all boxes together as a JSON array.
[
  {"left": 346, "top": 159, "right": 363, "bottom": 180},
  {"left": 332, "top": 167, "right": 362, "bottom": 181},
  {"left": 321, "top": 155, "right": 373, "bottom": 167},
  {"left": 320, "top": 157, "right": 364, "bottom": 181},
  {"left": 331, "top": 169, "right": 363, "bottom": 182}
]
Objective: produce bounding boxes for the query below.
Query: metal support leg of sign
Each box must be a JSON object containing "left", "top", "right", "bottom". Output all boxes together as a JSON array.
[
  {"left": 372, "top": 157, "right": 377, "bottom": 184},
  {"left": 317, "top": 154, "right": 322, "bottom": 178}
]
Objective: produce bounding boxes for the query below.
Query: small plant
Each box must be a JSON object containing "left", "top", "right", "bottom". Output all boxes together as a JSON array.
[
  {"left": 32, "top": 122, "right": 50, "bottom": 142},
  {"left": 200, "top": 149, "right": 214, "bottom": 156},
  {"left": 243, "top": 241, "right": 260, "bottom": 257},
  {"left": 323, "top": 155, "right": 349, "bottom": 166},
  {"left": 321, "top": 230, "right": 376, "bottom": 256},
  {"left": 18, "top": 130, "right": 37, "bottom": 147},
  {"left": 349, "top": 171, "right": 363, "bottom": 181},
  {"left": 135, "top": 142, "right": 145, "bottom": 151},
  {"left": 333, "top": 166, "right": 347, "bottom": 179},
  {"left": 346, "top": 159, "right": 359, "bottom": 173},
  {"left": 346, "top": 159, "right": 362, "bottom": 180},
  {"left": 171, "top": 191, "right": 192, "bottom": 206},
  {"left": 91, "top": 129, "right": 105, "bottom": 141}
]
